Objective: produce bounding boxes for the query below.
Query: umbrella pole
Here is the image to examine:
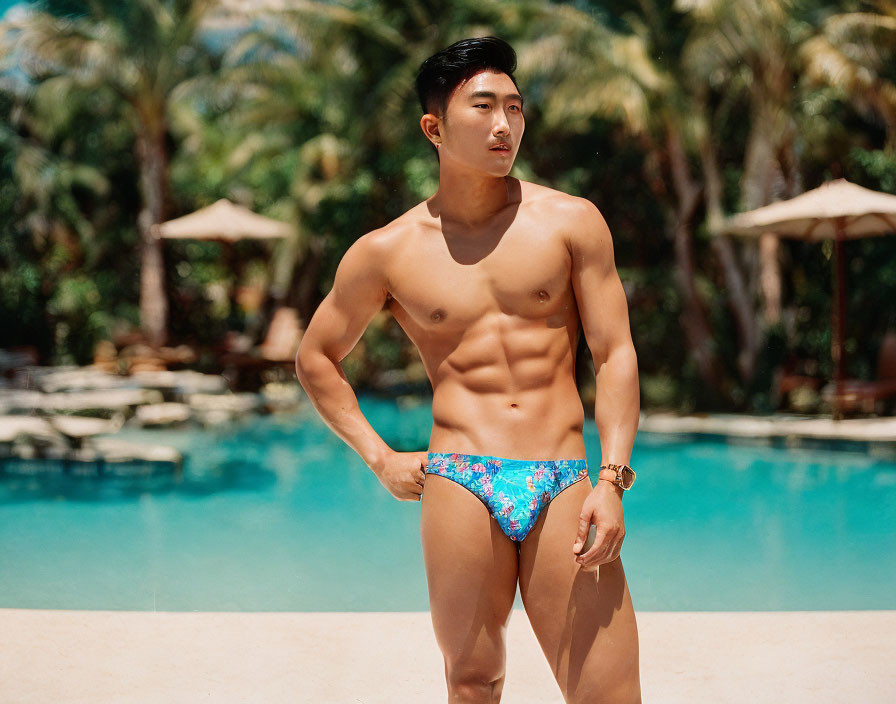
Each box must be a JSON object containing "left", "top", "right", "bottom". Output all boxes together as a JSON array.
[
  {"left": 832, "top": 218, "right": 847, "bottom": 420},
  {"left": 225, "top": 241, "right": 238, "bottom": 326}
]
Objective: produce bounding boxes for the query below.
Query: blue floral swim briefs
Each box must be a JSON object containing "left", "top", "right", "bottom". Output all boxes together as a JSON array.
[{"left": 424, "top": 451, "right": 591, "bottom": 542}]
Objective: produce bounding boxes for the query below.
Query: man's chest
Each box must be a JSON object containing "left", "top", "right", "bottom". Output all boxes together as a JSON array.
[{"left": 385, "top": 226, "right": 576, "bottom": 332}]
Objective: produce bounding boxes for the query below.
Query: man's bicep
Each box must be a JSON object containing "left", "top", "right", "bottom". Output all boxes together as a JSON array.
[
  {"left": 569, "top": 201, "right": 633, "bottom": 363},
  {"left": 298, "top": 236, "right": 389, "bottom": 363}
]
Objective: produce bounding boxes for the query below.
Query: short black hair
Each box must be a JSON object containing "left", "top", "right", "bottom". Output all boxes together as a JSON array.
[{"left": 415, "top": 36, "right": 521, "bottom": 160}]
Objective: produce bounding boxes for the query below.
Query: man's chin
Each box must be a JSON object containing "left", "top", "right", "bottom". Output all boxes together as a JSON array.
[
  {"left": 445, "top": 155, "right": 515, "bottom": 177},
  {"left": 483, "top": 163, "right": 515, "bottom": 178}
]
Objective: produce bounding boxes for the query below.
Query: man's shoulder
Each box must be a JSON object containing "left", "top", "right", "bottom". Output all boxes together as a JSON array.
[
  {"left": 356, "top": 202, "right": 432, "bottom": 250},
  {"left": 520, "top": 180, "right": 602, "bottom": 222},
  {"left": 340, "top": 205, "right": 430, "bottom": 289},
  {"left": 519, "top": 181, "right": 608, "bottom": 246},
  {"left": 349, "top": 210, "right": 421, "bottom": 257}
]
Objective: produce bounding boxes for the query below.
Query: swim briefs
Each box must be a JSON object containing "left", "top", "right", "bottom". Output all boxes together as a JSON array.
[{"left": 424, "top": 451, "right": 591, "bottom": 542}]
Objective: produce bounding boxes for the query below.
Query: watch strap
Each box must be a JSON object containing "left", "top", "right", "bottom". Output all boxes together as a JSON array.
[
  {"left": 598, "top": 468, "right": 619, "bottom": 482},
  {"left": 599, "top": 463, "right": 636, "bottom": 490}
]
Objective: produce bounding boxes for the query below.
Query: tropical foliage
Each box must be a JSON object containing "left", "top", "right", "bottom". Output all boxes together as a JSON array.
[{"left": 1, "top": 0, "right": 895, "bottom": 413}]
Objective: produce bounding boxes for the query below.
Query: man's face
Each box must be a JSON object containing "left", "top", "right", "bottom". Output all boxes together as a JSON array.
[{"left": 435, "top": 69, "right": 525, "bottom": 176}]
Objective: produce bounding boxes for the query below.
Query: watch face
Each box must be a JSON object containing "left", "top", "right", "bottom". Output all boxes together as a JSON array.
[{"left": 621, "top": 466, "right": 636, "bottom": 489}]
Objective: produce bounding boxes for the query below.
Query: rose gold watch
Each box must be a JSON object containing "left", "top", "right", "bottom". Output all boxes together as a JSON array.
[{"left": 598, "top": 463, "right": 636, "bottom": 490}]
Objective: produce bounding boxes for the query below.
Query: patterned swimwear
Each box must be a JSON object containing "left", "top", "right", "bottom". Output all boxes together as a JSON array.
[{"left": 424, "top": 451, "right": 591, "bottom": 542}]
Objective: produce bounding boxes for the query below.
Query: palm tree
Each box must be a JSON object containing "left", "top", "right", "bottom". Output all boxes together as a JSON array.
[
  {"left": 0, "top": 95, "right": 111, "bottom": 249},
  {"left": 802, "top": 1, "right": 896, "bottom": 150},
  {"left": 515, "top": 0, "right": 734, "bottom": 399},
  {"left": 179, "top": 0, "right": 528, "bottom": 326},
  {"left": 8, "top": 0, "right": 220, "bottom": 346},
  {"left": 679, "top": 0, "right": 820, "bottom": 391},
  {"left": 681, "top": 1, "right": 895, "bottom": 393}
]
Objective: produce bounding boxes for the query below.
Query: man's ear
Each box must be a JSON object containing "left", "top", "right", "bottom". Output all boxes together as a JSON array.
[{"left": 420, "top": 113, "right": 441, "bottom": 145}]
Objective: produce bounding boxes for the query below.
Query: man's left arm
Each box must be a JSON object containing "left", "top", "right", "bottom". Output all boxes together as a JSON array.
[{"left": 566, "top": 198, "right": 640, "bottom": 570}]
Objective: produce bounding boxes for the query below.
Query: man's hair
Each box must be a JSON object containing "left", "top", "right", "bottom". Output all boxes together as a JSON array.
[{"left": 415, "top": 36, "right": 520, "bottom": 161}]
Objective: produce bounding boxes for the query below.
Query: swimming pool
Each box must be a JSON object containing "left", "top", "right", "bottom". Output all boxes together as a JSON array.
[{"left": 1, "top": 395, "right": 894, "bottom": 611}]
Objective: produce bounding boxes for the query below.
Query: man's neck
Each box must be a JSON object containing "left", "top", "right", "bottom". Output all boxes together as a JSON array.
[{"left": 430, "top": 170, "right": 513, "bottom": 229}]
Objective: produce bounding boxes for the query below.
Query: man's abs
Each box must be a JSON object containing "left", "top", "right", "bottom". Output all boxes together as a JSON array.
[
  {"left": 428, "top": 374, "right": 587, "bottom": 459},
  {"left": 381, "top": 186, "right": 590, "bottom": 459}
]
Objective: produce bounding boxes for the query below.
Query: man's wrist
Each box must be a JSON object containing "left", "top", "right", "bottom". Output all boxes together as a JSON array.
[
  {"left": 597, "top": 466, "right": 627, "bottom": 498},
  {"left": 364, "top": 445, "right": 391, "bottom": 476},
  {"left": 596, "top": 477, "right": 624, "bottom": 498}
]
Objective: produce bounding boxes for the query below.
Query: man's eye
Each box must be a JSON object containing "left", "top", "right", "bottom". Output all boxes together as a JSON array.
[{"left": 474, "top": 104, "right": 489, "bottom": 108}]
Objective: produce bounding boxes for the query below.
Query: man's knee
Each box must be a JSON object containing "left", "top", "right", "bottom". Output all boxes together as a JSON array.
[
  {"left": 446, "top": 675, "right": 505, "bottom": 703},
  {"left": 445, "top": 660, "right": 506, "bottom": 703}
]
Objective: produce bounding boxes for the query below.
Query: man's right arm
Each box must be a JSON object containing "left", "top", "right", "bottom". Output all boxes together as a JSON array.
[
  {"left": 295, "top": 232, "right": 392, "bottom": 469},
  {"left": 294, "top": 231, "right": 427, "bottom": 500}
]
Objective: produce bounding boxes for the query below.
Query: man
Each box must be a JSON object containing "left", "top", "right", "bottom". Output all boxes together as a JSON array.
[{"left": 295, "top": 36, "right": 641, "bottom": 703}]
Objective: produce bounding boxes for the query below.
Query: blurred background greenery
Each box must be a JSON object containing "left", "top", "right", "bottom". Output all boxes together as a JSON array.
[{"left": 2, "top": 0, "right": 895, "bottom": 414}]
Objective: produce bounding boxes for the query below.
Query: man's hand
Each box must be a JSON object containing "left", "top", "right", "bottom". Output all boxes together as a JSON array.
[
  {"left": 372, "top": 450, "right": 429, "bottom": 501},
  {"left": 572, "top": 481, "right": 625, "bottom": 571}
]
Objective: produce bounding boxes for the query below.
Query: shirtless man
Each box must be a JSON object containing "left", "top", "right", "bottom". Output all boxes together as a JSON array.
[{"left": 295, "top": 36, "right": 641, "bottom": 703}]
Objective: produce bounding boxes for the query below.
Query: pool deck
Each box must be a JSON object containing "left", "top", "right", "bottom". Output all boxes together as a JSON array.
[
  {"left": 638, "top": 411, "right": 896, "bottom": 456},
  {"left": 2, "top": 609, "right": 893, "bottom": 703}
]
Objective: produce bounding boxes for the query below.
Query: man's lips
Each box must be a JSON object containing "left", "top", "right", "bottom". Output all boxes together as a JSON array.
[{"left": 490, "top": 144, "right": 511, "bottom": 152}]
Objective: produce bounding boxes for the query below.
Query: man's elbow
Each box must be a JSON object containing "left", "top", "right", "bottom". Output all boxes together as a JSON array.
[
  {"left": 294, "top": 341, "right": 339, "bottom": 389},
  {"left": 592, "top": 339, "right": 638, "bottom": 373},
  {"left": 294, "top": 352, "right": 305, "bottom": 387},
  {"left": 612, "top": 341, "right": 639, "bottom": 372},
  {"left": 294, "top": 342, "right": 318, "bottom": 388}
]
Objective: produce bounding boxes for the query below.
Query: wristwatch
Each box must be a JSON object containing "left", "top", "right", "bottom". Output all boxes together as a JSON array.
[{"left": 598, "top": 463, "right": 636, "bottom": 491}]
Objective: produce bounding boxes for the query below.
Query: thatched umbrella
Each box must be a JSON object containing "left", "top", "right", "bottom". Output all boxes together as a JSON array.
[
  {"left": 722, "top": 178, "right": 896, "bottom": 418},
  {"left": 151, "top": 197, "right": 292, "bottom": 282},
  {"left": 151, "top": 198, "right": 293, "bottom": 241},
  {"left": 152, "top": 199, "right": 294, "bottom": 340}
]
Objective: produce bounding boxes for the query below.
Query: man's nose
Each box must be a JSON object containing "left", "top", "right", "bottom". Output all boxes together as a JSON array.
[{"left": 493, "top": 110, "right": 511, "bottom": 136}]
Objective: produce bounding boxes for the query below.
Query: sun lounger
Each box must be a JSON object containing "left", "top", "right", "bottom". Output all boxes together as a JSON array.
[{"left": 821, "top": 330, "right": 896, "bottom": 414}]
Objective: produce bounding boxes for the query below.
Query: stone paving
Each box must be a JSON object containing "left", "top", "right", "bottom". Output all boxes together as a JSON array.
[{"left": 1, "top": 609, "right": 893, "bottom": 703}]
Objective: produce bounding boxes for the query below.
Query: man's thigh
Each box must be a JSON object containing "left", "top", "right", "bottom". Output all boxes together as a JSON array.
[
  {"left": 420, "top": 474, "right": 519, "bottom": 680},
  {"left": 518, "top": 479, "right": 641, "bottom": 704}
]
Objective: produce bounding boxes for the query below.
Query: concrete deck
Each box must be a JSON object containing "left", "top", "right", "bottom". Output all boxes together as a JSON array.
[
  {"left": 1, "top": 609, "right": 893, "bottom": 703},
  {"left": 638, "top": 412, "right": 896, "bottom": 454}
]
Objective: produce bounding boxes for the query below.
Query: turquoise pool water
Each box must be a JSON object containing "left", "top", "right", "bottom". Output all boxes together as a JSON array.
[{"left": 1, "top": 395, "right": 895, "bottom": 612}]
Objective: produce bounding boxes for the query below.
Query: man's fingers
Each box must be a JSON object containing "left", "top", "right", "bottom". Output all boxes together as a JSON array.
[
  {"left": 403, "top": 468, "right": 423, "bottom": 489},
  {"left": 573, "top": 515, "right": 592, "bottom": 553},
  {"left": 608, "top": 539, "right": 622, "bottom": 562},
  {"left": 577, "top": 528, "right": 610, "bottom": 564},
  {"left": 577, "top": 540, "right": 603, "bottom": 564},
  {"left": 578, "top": 528, "right": 625, "bottom": 567}
]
